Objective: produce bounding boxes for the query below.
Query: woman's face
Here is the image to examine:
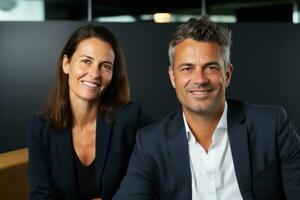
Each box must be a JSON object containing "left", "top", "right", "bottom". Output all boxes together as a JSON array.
[{"left": 62, "top": 37, "right": 115, "bottom": 104}]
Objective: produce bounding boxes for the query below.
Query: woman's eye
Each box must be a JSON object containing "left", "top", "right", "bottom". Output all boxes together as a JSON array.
[{"left": 102, "top": 64, "right": 113, "bottom": 71}]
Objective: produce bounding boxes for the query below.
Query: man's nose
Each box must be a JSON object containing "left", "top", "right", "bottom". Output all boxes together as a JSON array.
[{"left": 192, "top": 67, "right": 209, "bottom": 84}]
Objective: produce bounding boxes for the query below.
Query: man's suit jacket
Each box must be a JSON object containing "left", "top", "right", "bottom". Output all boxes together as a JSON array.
[
  {"left": 28, "top": 102, "right": 153, "bottom": 200},
  {"left": 114, "top": 99, "right": 300, "bottom": 200}
]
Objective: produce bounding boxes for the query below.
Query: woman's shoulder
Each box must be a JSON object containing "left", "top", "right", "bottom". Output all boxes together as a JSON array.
[
  {"left": 27, "top": 116, "right": 51, "bottom": 153},
  {"left": 114, "top": 101, "right": 154, "bottom": 127},
  {"left": 29, "top": 114, "right": 47, "bottom": 128},
  {"left": 29, "top": 114, "right": 48, "bottom": 128},
  {"left": 117, "top": 101, "right": 142, "bottom": 113},
  {"left": 28, "top": 114, "right": 51, "bottom": 139},
  {"left": 114, "top": 101, "right": 142, "bottom": 119}
]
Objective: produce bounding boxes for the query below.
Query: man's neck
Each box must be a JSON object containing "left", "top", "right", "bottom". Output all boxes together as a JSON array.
[{"left": 183, "top": 105, "right": 224, "bottom": 152}]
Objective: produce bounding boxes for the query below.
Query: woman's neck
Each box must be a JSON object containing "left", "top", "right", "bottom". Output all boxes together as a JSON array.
[{"left": 70, "top": 96, "right": 99, "bottom": 130}]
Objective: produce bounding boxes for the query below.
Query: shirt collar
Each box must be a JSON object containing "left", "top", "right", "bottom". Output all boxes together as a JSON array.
[{"left": 183, "top": 102, "right": 228, "bottom": 143}]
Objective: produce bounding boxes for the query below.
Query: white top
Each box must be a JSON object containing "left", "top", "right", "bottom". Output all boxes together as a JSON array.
[{"left": 183, "top": 102, "right": 243, "bottom": 200}]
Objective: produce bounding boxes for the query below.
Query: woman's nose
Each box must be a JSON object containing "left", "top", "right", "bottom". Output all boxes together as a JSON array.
[{"left": 89, "top": 63, "right": 101, "bottom": 77}]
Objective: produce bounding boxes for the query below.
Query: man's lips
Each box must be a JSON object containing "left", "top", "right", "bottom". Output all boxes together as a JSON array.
[
  {"left": 188, "top": 88, "right": 213, "bottom": 98},
  {"left": 189, "top": 89, "right": 211, "bottom": 94}
]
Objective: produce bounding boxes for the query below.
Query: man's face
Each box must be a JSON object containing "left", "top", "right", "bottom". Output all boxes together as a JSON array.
[{"left": 168, "top": 39, "right": 233, "bottom": 117}]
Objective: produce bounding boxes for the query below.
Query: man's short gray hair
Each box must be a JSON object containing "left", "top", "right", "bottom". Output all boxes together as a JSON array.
[{"left": 168, "top": 16, "right": 232, "bottom": 67}]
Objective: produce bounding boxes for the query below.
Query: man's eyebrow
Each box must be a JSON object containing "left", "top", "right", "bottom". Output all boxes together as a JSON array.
[
  {"left": 177, "top": 62, "right": 194, "bottom": 68},
  {"left": 204, "top": 61, "right": 221, "bottom": 67},
  {"left": 176, "top": 62, "right": 221, "bottom": 69}
]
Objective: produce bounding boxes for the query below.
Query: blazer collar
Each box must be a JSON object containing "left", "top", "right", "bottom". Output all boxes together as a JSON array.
[
  {"left": 166, "top": 101, "right": 253, "bottom": 200},
  {"left": 95, "top": 113, "right": 113, "bottom": 192},
  {"left": 227, "top": 100, "right": 253, "bottom": 200},
  {"left": 50, "top": 113, "right": 113, "bottom": 197},
  {"left": 49, "top": 127, "right": 78, "bottom": 198},
  {"left": 166, "top": 110, "right": 192, "bottom": 200}
]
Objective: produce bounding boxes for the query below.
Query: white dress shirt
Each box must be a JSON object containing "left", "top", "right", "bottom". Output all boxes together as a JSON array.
[{"left": 183, "top": 102, "right": 243, "bottom": 200}]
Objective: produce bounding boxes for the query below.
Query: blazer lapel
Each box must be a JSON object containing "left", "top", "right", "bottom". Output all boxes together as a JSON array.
[
  {"left": 95, "top": 114, "right": 113, "bottom": 192},
  {"left": 227, "top": 102, "right": 253, "bottom": 200},
  {"left": 167, "top": 111, "right": 192, "bottom": 200},
  {"left": 50, "top": 128, "right": 77, "bottom": 198}
]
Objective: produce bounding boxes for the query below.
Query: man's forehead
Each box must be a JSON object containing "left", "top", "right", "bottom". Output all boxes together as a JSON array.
[{"left": 174, "top": 40, "right": 222, "bottom": 60}]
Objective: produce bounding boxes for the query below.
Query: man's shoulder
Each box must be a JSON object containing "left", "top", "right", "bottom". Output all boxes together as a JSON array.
[
  {"left": 134, "top": 109, "right": 183, "bottom": 154},
  {"left": 138, "top": 109, "right": 182, "bottom": 139},
  {"left": 227, "top": 99, "right": 287, "bottom": 122}
]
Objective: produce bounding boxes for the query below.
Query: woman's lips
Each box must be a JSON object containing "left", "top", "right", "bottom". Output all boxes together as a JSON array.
[{"left": 81, "top": 80, "right": 100, "bottom": 88}]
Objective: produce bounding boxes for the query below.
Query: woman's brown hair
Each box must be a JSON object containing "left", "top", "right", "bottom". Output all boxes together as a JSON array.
[{"left": 42, "top": 25, "right": 130, "bottom": 130}]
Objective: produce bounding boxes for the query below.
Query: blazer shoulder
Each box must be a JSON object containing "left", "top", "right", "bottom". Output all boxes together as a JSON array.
[
  {"left": 228, "top": 99, "right": 286, "bottom": 120},
  {"left": 132, "top": 110, "right": 182, "bottom": 160},
  {"left": 227, "top": 99, "right": 292, "bottom": 136},
  {"left": 27, "top": 115, "right": 51, "bottom": 147},
  {"left": 28, "top": 115, "right": 49, "bottom": 134},
  {"left": 137, "top": 110, "right": 181, "bottom": 141},
  {"left": 114, "top": 101, "right": 155, "bottom": 129},
  {"left": 115, "top": 101, "right": 142, "bottom": 116}
]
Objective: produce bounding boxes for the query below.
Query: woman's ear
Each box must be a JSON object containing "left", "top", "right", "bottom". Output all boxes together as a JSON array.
[{"left": 62, "top": 55, "right": 70, "bottom": 74}]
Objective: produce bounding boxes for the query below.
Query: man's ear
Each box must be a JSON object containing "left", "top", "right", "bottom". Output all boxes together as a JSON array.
[
  {"left": 225, "top": 64, "right": 233, "bottom": 87},
  {"left": 168, "top": 65, "right": 176, "bottom": 89},
  {"left": 62, "top": 55, "right": 70, "bottom": 74}
]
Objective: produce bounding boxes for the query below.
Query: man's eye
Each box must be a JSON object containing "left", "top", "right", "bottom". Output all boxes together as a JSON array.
[
  {"left": 181, "top": 66, "right": 191, "bottom": 71},
  {"left": 82, "top": 59, "right": 91, "bottom": 64},
  {"left": 208, "top": 66, "right": 216, "bottom": 70},
  {"left": 206, "top": 65, "right": 219, "bottom": 71}
]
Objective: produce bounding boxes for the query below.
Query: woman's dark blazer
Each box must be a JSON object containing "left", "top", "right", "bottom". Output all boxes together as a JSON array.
[{"left": 28, "top": 102, "right": 154, "bottom": 200}]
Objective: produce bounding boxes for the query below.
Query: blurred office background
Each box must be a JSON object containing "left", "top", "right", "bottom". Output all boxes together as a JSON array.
[
  {"left": 0, "top": 0, "right": 299, "bottom": 198},
  {"left": 0, "top": 0, "right": 299, "bottom": 158}
]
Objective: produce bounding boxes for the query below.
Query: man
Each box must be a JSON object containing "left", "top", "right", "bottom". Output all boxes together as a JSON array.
[{"left": 114, "top": 17, "right": 300, "bottom": 200}]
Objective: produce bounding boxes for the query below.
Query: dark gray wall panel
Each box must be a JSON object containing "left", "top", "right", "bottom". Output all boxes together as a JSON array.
[{"left": 0, "top": 22, "right": 299, "bottom": 153}]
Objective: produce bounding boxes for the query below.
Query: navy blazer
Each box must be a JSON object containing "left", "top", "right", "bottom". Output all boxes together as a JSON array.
[
  {"left": 114, "top": 99, "right": 300, "bottom": 200},
  {"left": 28, "top": 102, "right": 154, "bottom": 200}
]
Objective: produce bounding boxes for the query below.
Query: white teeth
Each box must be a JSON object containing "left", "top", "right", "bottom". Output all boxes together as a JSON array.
[
  {"left": 82, "top": 81, "right": 98, "bottom": 88},
  {"left": 192, "top": 91, "right": 208, "bottom": 94}
]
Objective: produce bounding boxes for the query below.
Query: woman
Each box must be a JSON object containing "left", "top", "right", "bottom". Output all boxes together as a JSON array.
[{"left": 28, "top": 25, "right": 153, "bottom": 200}]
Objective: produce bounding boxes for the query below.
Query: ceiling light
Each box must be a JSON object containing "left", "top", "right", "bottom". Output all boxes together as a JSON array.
[
  {"left": 153, "top": 13, "right": 172, "bottom": 23},
  {"left": 209, "top": 15, "right": 237, "bottom": 23},
  {"left": 95, "top": 15, "right": 136, "bottom": 22}
]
